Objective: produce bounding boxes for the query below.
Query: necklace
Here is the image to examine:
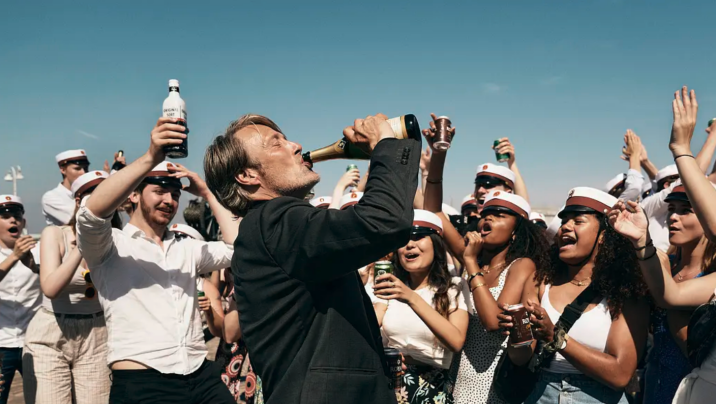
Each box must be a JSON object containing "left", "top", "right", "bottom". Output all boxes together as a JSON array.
[
  {"left": 477, "top": 262, "right": 507, "bottom": 277},
  {"left": 570, "top": 277, "right": 591, "bottom": 287}
]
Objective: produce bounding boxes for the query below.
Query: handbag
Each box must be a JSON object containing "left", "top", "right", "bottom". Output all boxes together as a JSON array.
[
  {"left": 493, "top": 284, "right": 598, "bottom": 404},
  {"left": 687, "top": 299, "right": 716, "bottom": 368}
]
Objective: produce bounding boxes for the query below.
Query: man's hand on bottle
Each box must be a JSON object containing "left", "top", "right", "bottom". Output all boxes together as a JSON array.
[
  {"left": 148, "top": 117, "right": 187, "bottom": 163},
  {"left": 343, "top": 113, "right": 394, "bottom": 153}
]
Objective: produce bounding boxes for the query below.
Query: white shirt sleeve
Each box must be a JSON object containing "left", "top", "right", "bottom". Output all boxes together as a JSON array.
[
  {"left": 450, "top": 277, "right": 470, "bottom": 313},
  {"left": 641, "top": 180, "right": 680, "bottom": 218},
  {"left": 75, "top": 197, "right": 116, "bottom": 268},
  {"left": 620, "top": 169, "right": 644, "bottom": 202},
  {"left": 42, "top": 191, "right": 72, "bottom": 226},
  {"left": 194, "top": 241, "right": 234, "bottom": 275}
]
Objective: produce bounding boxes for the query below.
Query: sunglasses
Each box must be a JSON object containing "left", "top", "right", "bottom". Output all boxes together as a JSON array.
[
  {"left": 82, "top": 269, "right": 96, "bottom": 299},
  {"left": 474, "top": 176, "right": 507, "bottom": 190}
]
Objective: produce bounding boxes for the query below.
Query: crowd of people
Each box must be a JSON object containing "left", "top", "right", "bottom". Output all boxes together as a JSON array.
[{"left": 1, "top": 86, "right": 716, "bottom": 404}]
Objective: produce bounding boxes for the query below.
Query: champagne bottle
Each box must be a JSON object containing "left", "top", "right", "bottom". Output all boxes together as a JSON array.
[
  {"left": 162, "top": 79, "right": 188, "bottom": 158},
  {"left": 302, "top": 114, "right": 421, "bottom": 165},
  {"left": 111, "top": 150, "right": 125, "bottom": 172}
]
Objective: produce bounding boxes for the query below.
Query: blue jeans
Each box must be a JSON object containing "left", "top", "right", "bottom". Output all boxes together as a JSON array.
[
  {"left": 0, "top": 348, "right": 23, "bottom": 404},
  {"left": 525, "top": 371, "right": 628, "bottom": 404}
]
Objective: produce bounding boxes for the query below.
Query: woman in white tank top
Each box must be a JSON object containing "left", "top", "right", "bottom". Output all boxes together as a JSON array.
[
  {"left": 499, "top": 187, "right": 649, "bottom": 404},
  {"left": 22, "top": 171, "right": 122, "bottom": 404}
]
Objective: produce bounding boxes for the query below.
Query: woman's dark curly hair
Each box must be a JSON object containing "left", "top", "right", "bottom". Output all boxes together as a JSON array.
[
  {"left": 497, "top": 217, "right": 552, "bottom": 275},
  {"left": 392, "top": 234, "right": 459, "bottom": 319},
  {"left": 534, "top": 213, "right": 647, "bottom": 317}
]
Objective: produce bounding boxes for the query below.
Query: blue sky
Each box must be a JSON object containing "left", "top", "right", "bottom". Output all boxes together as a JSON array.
[{"left": 2, "top": 1, "right": 716, "bottom": 233}]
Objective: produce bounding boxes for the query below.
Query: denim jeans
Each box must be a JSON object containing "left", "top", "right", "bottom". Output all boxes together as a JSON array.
[
  {"left": 525, "top": 371, "right": 628, "bottom": 404},
  {"left": 0, "top": 347, "right": 23, "bottom": 404}
]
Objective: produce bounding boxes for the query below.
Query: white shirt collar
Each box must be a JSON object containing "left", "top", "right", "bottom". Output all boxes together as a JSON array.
[
  {"left": 56, "top": 182, "right": 72, "bottom": 197},
  {"left": 122, "top": 223, "right": 175, "bottom": 242}
]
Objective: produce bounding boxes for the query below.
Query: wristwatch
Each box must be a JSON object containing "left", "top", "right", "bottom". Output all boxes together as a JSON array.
[{"left": 544, "top": 328, "right": 569, "bottom": 354}]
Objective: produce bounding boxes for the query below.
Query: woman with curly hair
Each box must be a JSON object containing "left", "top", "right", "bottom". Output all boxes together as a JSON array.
[
  {"left": 370, "top": 210, "right": 470, "bottom": 404},
  {"left": 499, "top": 187, "right": 649, "bottom": 404},
  {"left": 421, "top": 117, "right": 550, "bottom": 403}
]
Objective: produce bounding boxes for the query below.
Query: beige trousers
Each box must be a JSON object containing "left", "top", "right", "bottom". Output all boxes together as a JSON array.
[{"left": 22, "top": 308, "right": 110, "bottom": 404}]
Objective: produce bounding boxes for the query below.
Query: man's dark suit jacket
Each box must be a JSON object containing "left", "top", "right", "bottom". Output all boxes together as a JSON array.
[{"left": 232, "top": 137, "right": 420, "bottom": 404}]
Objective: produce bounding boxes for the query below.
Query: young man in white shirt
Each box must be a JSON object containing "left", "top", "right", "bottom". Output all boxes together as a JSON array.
[
  {"left": 76, "top": 117, "right": 239, "bottom": 404},
  {"left": 0, "top": 195, "right": 41, "bottom": 404},
  {"left": 42, "top": 150, "right": 91, "bottom": 226}
]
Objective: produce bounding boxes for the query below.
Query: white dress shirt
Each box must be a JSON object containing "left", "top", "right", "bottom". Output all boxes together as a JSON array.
[
  {"left": 42, "top": 183, "right": 75, "bottom": 226},
  {"left": 641, "top": 180, "right": 680, "bottom": 252},
  {"left": 620, "top": 169, "right": 645, "bottom": 202},
  {"left": 367, "top": 277, "right": 470, "bottom": 369},
  {"left": 75, "top": 200, "right": 233, "bottom": 375},
  {"left": 0, "top": 246, "right": 41, "bottom": 347}
]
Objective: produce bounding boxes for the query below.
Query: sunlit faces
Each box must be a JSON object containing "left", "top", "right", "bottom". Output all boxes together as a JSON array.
[
  {"left": 60, "top": 162, "right": 89, "bottom": 185},
  {"left": 479, "top": 211, "right": 518, "bottom": 248},
  {"left": 397, "top": 235, "right": 435, "bottom": 273},
  {"left": 235, "top": 124, "right": 320, "bottom": 199},
  {"left": 668, "top": 200, "right": 704, "bottom": 246},
  {"left": 131, "top": 184, "right": 181, "bottom": 226},
  {"left": 557, "top": 212, "right": 602, "bottom": 265},
  {"left": 0, "top": 211, "right": 25, "bottom": 247}
]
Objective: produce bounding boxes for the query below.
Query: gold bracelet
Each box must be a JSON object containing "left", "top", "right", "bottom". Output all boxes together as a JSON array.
[{"left": 470, "top": 282, "right": 486, "bottom": 292}]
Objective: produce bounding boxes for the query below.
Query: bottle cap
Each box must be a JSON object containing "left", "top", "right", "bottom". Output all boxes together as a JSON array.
[{"left": 168, "top": 79, "right": 180, "bottom": 88}]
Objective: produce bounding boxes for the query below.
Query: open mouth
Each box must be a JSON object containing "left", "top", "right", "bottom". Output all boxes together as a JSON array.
[
  {"left": 480, "top": 222, "right": 492, "bottom": 237},
  {"left": 405, "top": 252, "right": 420, "bottom": 262},
  {"left": 669, "top": 226, "right": 680, "bottom": 233},
  {"left": 8, "top": 226, "right": 19, "bottom": 237},
  {"left": 559, "top": 235, "right": 577, "bottom": 250}
]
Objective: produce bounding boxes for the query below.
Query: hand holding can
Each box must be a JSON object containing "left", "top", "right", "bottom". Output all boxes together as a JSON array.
[{"left": 505, "top": 304, "right": 534, "bottom": 347}]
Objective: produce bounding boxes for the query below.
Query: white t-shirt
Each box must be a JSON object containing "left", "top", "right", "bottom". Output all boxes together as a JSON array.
[{"left": 368, "top": 276, "right": 470, "bottom": 369}]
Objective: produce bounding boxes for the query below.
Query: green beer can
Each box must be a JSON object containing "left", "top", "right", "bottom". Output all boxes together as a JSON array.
[
  {"left": 494, "top": 140, "right": 509, "bottom": 163},
  {"left": 346, "top": 164, "right": 359, "bottom": 172},
  {"left": 709, "top": 118, "right": 716, "bottom": 128},
  {"left": 197, "top": 291, "right": 205, "bottom": 298},
  {"left": 374, "top": 260, "right": 394, "bottom": 284}
]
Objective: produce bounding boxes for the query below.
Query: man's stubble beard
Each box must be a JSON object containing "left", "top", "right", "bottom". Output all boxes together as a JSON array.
[
  {"left": 139, "top": 198, "right": 176, "bottom": 227},
  {"left": 263, "top": 167, "right": 320, "bottom": 200}
]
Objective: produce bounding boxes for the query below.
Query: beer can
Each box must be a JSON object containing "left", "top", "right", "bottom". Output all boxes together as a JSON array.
[
  {"left": 506, "top": 303, "right": 534, "bottom": 347},
  {"left": 197, "top": 291, "right": 205, "bottom": 298},
  {"left": 433, "top": 116, "right": 453, "bottom": 151},
  {"left": 384, "top": 347, "right": 402, "bottom": 391},
  {"left": 346, "top": 164, "right": 359, "bottom": 172},
  {"left": 494, "top": 140, "right": 510, "bottom": 162},
  {"left": 374, "top": 260, "right": 393, "bottom": 284},
  {"left": 709, "top": 118, "right": 716, "bottom": 128}
]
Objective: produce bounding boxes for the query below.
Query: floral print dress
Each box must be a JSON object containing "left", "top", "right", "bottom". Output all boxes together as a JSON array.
[{"left": 215, "top": 338, "right": 263, "bottom": 404}]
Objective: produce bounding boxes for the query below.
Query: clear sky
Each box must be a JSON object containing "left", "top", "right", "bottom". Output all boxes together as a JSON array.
[{"left": 2, "top": 0, "right": 716, "bottom": 233}]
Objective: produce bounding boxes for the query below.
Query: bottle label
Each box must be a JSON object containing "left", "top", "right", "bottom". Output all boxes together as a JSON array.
[
  {"left": 163, "top": 106, "right": 188, "bottom": 124},
  {"left": 386, "top": 116, "right": 406, "bottom": 139}
]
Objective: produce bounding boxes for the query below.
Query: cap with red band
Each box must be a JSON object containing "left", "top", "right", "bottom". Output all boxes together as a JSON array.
[
  {"left": 482, "top": 191, "right": 531, "bottom": 219},
  {"left": 339, "top": 192, "right": 363, "bottom": 210},
  {"left": 475, "top": 163, "right": 516, "bottom": 189},
  {"left": 71, "top": 171, "right": 109, "bottom": 199},
  {"left": 412, "top": 209, "right": 443, "bottom": 236},
  {"left": 0, "top": 195, "right": 23, "bottom": 214},
  {"left": 559, "top": 187, "right": 618, "bottom": 218},
  {"left": 56, "top": 149, "right": 90, "bottom": 166},
  {"left": 170, "top": 223, "right": 205, "bottom": 241},
  {"left": 461, "top": 194, "right": 477, "bottom": 210},
  {"left": 310, "top": 196, "right": 332, "bottom": 209},
  {"left": 604, "top": 173, "right": 626, "bottom": 194},
  {"left": 143, "top": 161, "right": 182, "bottom": 189}
]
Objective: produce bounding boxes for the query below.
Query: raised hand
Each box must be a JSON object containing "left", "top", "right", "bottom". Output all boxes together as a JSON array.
[
  {"left": 670, "top": 86, "right": 698, "bottom": 156},
  {"left": 463, "top": 231, "right": 484, "bottom": 263},
  {"left": 420, "top": 147, "right": 432, "bottom": 173},
  {"left": 336, "top": 169, "right": 361, "bottom": 191},
  {"left": 343, "top": 114, "right": 394, "bottom": 153},
  {"left": 421, "top": 113, "right": 456, "bottom": 153},
  {"left": 607, "top": 200, "right": 649, "bottom": 245},
  {"left": 149, "top": 117, "right": 188, "bottom": 163},
  {"left": 169, "top": 163, "right": 210, "bottom": 198},
  {"left": 493, "top": 137, "right": 516, "bottom": 165},
  {"left": 11, "top": 235, "right": 36, "bottom": 262}
]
